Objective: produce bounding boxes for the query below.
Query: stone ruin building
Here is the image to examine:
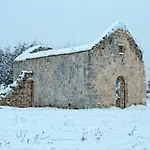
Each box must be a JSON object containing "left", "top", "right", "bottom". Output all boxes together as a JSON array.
[{"left": 0, "top": 21, "right": 146, "bottom": 109}]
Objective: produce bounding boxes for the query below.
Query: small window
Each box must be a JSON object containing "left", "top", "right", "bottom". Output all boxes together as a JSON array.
[{"left": 118, "top": 44, "right": 125, "bottom": 55}]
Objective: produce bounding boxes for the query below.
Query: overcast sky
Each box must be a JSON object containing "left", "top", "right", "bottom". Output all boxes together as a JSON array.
[{"left": 0, "top": 0, "right": 150, "bottom": 80}]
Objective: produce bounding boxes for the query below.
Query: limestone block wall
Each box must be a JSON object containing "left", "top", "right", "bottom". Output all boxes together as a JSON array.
[
  {"left": 0, "top": 78, "right": 34, "bottom": 108},
  {"left": 13, "top": 30, "right": 146, "bottom": 108}
]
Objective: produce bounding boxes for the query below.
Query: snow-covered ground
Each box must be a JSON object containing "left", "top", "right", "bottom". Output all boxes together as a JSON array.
[{"left": 0, "top": 101, "right": 150, "bottom": 150}]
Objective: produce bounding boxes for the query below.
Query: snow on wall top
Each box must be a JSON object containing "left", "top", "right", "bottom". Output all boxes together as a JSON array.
[
  {"left": 0, "top": 70, "right": 32, "bottom": 100},
  {"left": 14, "top": 21, "right": 141, "bottom": 61}
]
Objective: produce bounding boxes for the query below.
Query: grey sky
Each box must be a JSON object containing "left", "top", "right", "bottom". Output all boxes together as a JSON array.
[{"left": 0, "top": 0, "right": 150, "bottom": 80}]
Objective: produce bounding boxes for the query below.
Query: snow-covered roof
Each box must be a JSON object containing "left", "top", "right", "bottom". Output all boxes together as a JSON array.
[{"left": 14, "top": 21, "right": 142, "bottom": 61}]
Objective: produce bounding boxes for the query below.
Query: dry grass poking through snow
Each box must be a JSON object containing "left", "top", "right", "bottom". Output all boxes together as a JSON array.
[{"left": 0, "top": 101, "right": 150, "bottom": 150}]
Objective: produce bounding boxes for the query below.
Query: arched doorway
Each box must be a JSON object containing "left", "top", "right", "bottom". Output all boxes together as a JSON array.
[{"left": 116, "top": 76, "right": 126, "bottom": 108}]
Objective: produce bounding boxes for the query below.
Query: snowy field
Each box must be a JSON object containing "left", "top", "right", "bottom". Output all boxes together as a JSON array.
[{"left": 0, "top": 101, "right": 150, "bottom": 150}]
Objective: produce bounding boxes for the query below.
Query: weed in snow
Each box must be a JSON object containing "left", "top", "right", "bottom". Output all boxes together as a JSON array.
[
  {"left": 94, "top": 128, "right": 103, "bottom": 141},
  {"left": 0, "top": 140, "right": 10, "bottom": 147},
  {"left": 13, "top": 116, "right": 25, "bottom": 125},
  {"left": 128, "top": 125, "right": 136, "bottom": 136},
  {"left": 16, "top": 129, "right": 28, "bottom": 143},
  {"left": 81, "top": 128, "right": 88, "bottom": 141}
]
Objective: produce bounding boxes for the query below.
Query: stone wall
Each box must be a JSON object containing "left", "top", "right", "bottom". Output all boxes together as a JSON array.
[
  {"left": 13, "top": 30, "right": 146, "bottom": 108},
  {"left": 0, "top": 78, "right": 34, "bottom": 108}
]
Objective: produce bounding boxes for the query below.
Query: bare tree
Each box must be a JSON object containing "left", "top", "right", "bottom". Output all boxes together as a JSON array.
[{"left": 0, "top": 41, "right": 40, "bottom": 86}]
